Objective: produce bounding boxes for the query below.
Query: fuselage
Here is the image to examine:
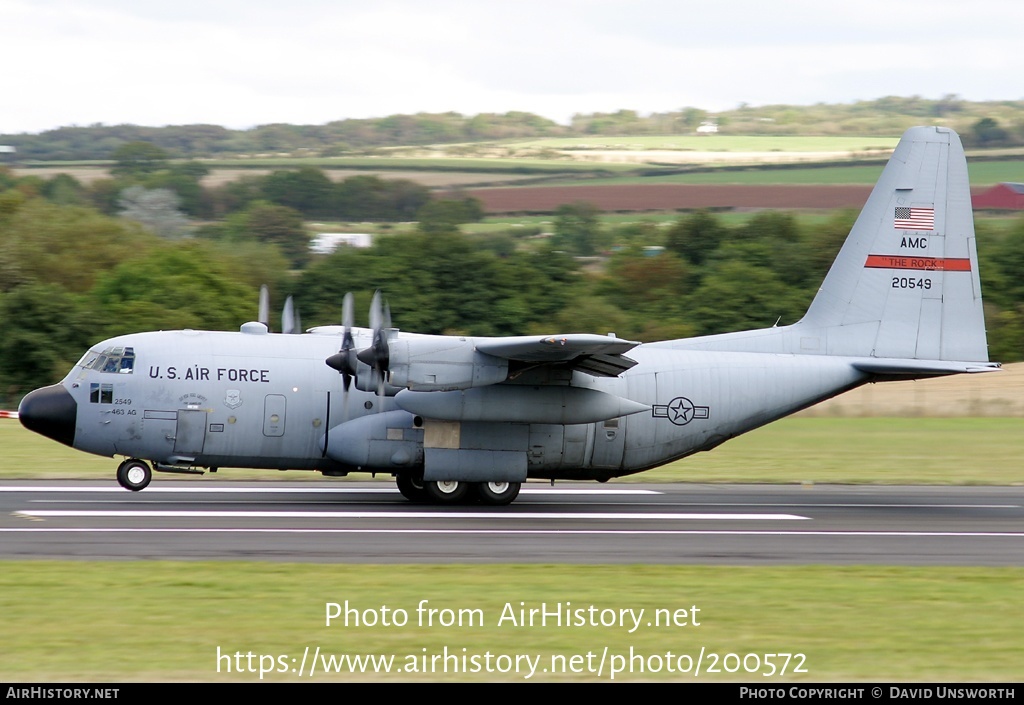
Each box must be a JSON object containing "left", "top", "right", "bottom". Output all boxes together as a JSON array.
[{"left": 21, "top": 325, "right": 870, "bottom": 482}]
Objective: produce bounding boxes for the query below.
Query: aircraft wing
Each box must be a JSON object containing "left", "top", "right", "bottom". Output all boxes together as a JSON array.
[{"left": 475, "top": 334, "right": 641, "bottom": 377}]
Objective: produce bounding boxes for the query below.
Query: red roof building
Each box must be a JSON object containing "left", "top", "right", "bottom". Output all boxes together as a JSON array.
[{"left": 973, "top": 182, "right": 1024, "bottom": 210}]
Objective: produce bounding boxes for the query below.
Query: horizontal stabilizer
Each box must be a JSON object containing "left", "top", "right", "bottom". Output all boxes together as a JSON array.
[{"left": 851, "top": 359, "right": 1001, "bottom": 377}]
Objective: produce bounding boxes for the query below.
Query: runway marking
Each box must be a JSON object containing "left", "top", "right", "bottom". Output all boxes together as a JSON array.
[
  {"left": 633, "top": 502, "right": 1021, "bottom": 509},
  {"left": 0, "top": 486, "right": 661, "bottom": 496},
  {"left": 1, "top": 528, "right": 1022, "bottom": 537},
  {"left": 4, "top": 487, "right": 1017, "bottom": 509},
  {"left": 13, "top": 510, "right": 808, "bottom": 521}
]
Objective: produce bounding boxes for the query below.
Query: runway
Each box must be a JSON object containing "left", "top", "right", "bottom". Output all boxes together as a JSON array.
[{"left": 1, "top": 480, "right": 1022, "bottom": 565}]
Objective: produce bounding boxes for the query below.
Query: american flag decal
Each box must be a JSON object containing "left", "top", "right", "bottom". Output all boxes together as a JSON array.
[{"left": 894, "top": 206, "right": 934, "bottom": 230}]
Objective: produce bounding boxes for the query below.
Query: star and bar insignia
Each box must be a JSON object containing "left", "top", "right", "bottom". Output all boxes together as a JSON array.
[{"left": 652, "top": 397, "right": 710, "bottom": 426}]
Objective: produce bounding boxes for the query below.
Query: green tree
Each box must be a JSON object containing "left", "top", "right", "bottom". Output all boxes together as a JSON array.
[
  {"left": 41, "top": 173, "right": 86, "bottom": 206},
  {"left": 261, "top": 167, "right": 334, "bottom": 218},
  {"left": 110, "top": 141, "right": 170, "bottom": 176},
  {"left": 416, "top": 197, "right": 485, "bottom": 235},
  {"left": 664, "top": 210, "right": 727, "bottom": 266},
  {"left": 91, "top": 243, "right": 258, "bottom": 335},
  {"left": 971, "top": 118, "right": 1009, "bottom": 147},
  {"left": 0, "top": 198, "right": 154, "bottom": 293},
  {"left": 0, "top": 283, "right": 99, "bottom": 398},
  {"left": 144, "top": 162, "right": 211, "bottom": 217},
  {"left": 685, "top": 261, "right": 806, "bottom": 335},
  {"left": 226, "top": 201, "right": 310, "bottom": 269},
  {"left": 599, "top": 247, "right": 692, "bottom": 323},
  {"left": 552, "top": 201, "right": 604, "bottom": 256},
  {"left": 296, "top": 232, "right": 578, "bottom": 336}
]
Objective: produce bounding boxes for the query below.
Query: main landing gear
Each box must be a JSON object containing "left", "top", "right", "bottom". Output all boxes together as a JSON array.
[
  {"left": 116, "top": 459, "right": 152, "bottom": 491},
  {"left": 395, "top": 474, "right": 521, "bottom": 506}
]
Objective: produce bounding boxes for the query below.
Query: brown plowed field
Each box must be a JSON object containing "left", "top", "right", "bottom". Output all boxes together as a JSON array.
[{"left": 466, "top": 184, "right": 877, "bottom": 213}]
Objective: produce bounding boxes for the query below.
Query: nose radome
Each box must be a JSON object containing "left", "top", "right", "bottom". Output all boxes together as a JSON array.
[{"left": 18, "top": 384, "right": 77, "bottom": 447}]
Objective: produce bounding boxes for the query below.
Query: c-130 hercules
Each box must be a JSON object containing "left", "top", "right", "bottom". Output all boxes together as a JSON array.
[{"left": 18, "top": 126, "right": 998, "bottom": 505}]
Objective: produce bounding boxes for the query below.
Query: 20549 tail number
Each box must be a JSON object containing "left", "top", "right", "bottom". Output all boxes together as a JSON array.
[{"left": 892, "top": 277, "right": 932, "bottom": 290}]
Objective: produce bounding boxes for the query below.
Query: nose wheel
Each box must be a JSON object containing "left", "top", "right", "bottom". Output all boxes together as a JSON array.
[{"left": 116, "top": 459, "right": 152, "bottom": 491}]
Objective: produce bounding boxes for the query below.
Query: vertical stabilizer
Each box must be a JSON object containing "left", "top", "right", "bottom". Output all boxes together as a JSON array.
[{"left": 800, "top": 126, "right": 988, "bottom": 361}]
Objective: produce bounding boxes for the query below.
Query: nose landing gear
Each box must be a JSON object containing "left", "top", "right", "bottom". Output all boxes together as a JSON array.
[{"left": 116, "top": 459, "right": 152, "bottom": 491}]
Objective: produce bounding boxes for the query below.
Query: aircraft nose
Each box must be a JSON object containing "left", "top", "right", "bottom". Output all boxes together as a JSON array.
[{"left": 18, "top": 384, "right": 78, "bottom": 447}]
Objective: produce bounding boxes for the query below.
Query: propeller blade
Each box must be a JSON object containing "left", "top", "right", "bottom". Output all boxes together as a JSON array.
[
  {"left": 282, "top": 296, "right": 296, "bottom": 335},
  {"left": 342, "top": 292, "right": 354, "bottom": 330},
  {"left": 258, "top": 285, "right": 270, "bottom": 328},
  {"left": 369, "top": 290, "right": 383, "bottom": 331}
]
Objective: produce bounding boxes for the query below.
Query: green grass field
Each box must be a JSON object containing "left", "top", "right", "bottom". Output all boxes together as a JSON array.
[
  {"left": 1, "top": 562, "right": 1020, "bottom": 681},
  {"left": 504, "top": 135, "right": 902, "bottom": 152},
  {"left": 197, "top": 156, "right": 641, "bottom": 173},
  {"left": 540, "top": 160, "right": 1024, "bottom": 187}
]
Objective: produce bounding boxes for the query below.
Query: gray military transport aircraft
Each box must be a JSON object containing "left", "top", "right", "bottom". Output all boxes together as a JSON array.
[{"left": 18, "top": 126, "right": 999, "bottom": 505}]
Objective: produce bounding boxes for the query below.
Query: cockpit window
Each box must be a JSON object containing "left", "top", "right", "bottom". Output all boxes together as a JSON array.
[{"left": 80, "top": 346, "right": 135, "bottom": 374}]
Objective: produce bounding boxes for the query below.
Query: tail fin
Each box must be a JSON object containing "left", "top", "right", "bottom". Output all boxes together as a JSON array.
[{"left": 800, "top": 125, "right": 988, "bottom": 362}]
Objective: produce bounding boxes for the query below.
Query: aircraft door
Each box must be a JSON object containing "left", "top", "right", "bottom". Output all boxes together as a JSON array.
[
  {"left": 173, "top": 409, "right": 208, "bottom": 456},
  {"left": 263, "top": 394, "right": 287, "bottom": 437},
  {"left": 588, "top": 416, "right": 625, "bottom": 470}
]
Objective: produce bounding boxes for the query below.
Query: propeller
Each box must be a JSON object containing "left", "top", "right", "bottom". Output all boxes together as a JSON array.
[
  {"left": 325, "top": 290, "right": 394, "bottom": 402},
  {"left": 357, "top": 290, "right": 392, "bottom": 399},
  {"left": 325, "top": 293, "right": 357, "bottom": 391},
  {"left": 357, "top": 291, "right": 390, "bottom": 370}
]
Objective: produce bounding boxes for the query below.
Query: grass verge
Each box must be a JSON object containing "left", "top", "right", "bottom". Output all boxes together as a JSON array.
[{"left": 0, "top": 562, "right": 1020, "bottom": 682}]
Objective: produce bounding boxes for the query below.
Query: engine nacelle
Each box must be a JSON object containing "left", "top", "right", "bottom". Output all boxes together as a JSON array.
[
  {"left": 394, "top": 385, "right": 650, "bottom": 424},
  {"left": 321, "top": 410, "right": 423, "bottom": 468},
  {"left": 387, "top": 337, "right": 508, "bottom": 391}
]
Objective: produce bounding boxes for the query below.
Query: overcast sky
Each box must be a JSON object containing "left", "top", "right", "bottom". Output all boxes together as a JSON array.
[{"left": 2, "top": 0, "right": 1023, "bottom": 134}]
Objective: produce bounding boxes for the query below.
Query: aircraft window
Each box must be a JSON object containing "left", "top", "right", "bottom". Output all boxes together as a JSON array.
[
  {"left": 79, "top": 346, "right": 135, "bottom": 375},
  {"left": 77, "top": 351, "right": 100, "bottom": 369},
  {"left": 119, "top": 348, "right": 135, "bottom": 373},
  {"left": 90, "top": 383, "right": 114, "bottom": 404},
  {"left": 84, "top": 347, "right": 135, "bottom": 374}
]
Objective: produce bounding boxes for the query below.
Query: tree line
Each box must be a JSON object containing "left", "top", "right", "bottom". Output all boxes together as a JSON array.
[{"left": 3, "top": 97, "right": 1023, "bottom": 161}]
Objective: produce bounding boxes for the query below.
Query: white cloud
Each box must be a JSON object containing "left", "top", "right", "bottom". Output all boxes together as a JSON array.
[{"left": 1, "top": 0, "right": 1022, "bottom": 133}]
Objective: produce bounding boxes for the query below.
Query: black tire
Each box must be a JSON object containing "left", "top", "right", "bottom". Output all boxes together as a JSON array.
[
  {"left": 424, "top": 479, "right": 470, "bottom": 504},
  {"left": 116, "top": 459, "right": 152, "bottom": 491},
  {"left": 474, "top": 481, "right": 521, "bottom": 506},
  {"left": 395, "top": 473, "right": 428, "bottom": 502}
]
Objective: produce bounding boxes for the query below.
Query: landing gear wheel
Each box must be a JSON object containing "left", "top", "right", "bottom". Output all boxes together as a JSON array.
[
  {"left": 396, "top": 473, "right": 428, "bottom": 502},
  {"left": 475, "top": 481, "right": 521, "bottom": 506},
  {"left": 116, "top": 459, "right": 152, "bottom": 491},
  {"left": 424, "top": 480, "right": 469, "bottom": 504}
]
